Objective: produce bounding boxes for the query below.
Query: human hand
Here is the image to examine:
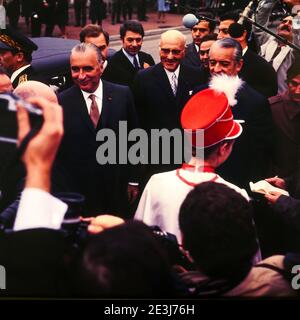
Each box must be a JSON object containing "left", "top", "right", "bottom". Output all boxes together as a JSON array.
[
  {"left": 265, "top": 176, "right": 286, "bottom": 190},
  {"left": 17, "top": 96, "right": 63, "bottom": 191},
  {"left": 81, "top": 215, "right": 124, "bottom": 234},
  {"left": 265, "top": 191, "right": 282, "bottom": 204}
]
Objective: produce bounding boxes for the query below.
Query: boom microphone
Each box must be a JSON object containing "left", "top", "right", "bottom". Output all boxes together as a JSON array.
[{"left": 228, "top": 1, "right": 258, "bottom": 38}]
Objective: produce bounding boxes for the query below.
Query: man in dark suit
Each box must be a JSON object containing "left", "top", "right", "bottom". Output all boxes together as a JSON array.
[
  {"left": 205, "top": 38, "right": 274, "bottom": 190},
  {"left": 0, "top": 26, "right": 47, "bottom": 88},
  {"left": 218, "top": 10, "right": 277, "bottom": 98},
  {"left": 103, "top": 20, "right": 154, "bottom": 89},
  {"left": 57, "top": 43, "right": 139, "bottom": 218},
  {"left": 182, "top": 15, "right": 216, "bottom": 68},
  {"left": 132, "top": 30, "right": 205, "bottom": 186}
]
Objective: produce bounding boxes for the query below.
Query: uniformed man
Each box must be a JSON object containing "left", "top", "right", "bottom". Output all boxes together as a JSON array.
[{"left": 0, "top": 26, "right": 46, "bottom": 88}]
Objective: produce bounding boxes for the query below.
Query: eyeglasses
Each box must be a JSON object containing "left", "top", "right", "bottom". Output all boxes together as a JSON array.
[
  {"left": 199, "top": 49, "right": 210, "bottom": 55},
  {"left": 160, "top": 48, "right": 183, "bottom": 55}
]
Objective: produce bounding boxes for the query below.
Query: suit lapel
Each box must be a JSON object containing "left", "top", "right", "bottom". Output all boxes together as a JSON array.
[
  {"left": 153, "top": 63, "right": 176, "bottom": 103},
  {"left": 118, "top": 50, "right": 136, "bottom": 73},
  {"left": 98, "top": 80, "right": 113, "bottom": 130},
  {"left": 176, "top": 64, "right": 193, "bottom": 106},
  {"left": 72, "top": 86, "right": 95, "bottom": 133}
]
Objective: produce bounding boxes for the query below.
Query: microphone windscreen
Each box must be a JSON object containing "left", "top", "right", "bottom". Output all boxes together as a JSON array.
[
  {"left": 182, "top": 14, "right": 199, "bottom": 29},
  {"left": 228, "top": 23, "right": 245, "bottom": 39}
]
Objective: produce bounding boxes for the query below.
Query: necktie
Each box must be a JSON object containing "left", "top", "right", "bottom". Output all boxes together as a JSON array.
[
  {"left": 89, "top": 94, "right": 100, "bottom": 128},
  {"left": 133, "top": 55, "right": 140, "bottom": 70},
  {"left": 170, "top": 73, "right": 177, "bottom": 96},
  {"left": 269, "top": 45, "right": 281, "bottom": 65}
]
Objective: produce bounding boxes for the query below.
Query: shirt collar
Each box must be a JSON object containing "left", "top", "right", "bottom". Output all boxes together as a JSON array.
[
  {"left": 164, "top": 65, "right": 180, "bottom": 78},
  {"left": 81, "top": 79, "right": 103, "bottom": 101},
  {"left": 242, "top": 46, "right": 248, "bottom": 56},
  {"left": 194, "top": 43, "right": 199, "bottom": 53},
  {"left": 122, "top": 48, "right": 140, "bottom": 67},
  {"left": 11, "top": 64, "right": 31, "bottom": 83}
]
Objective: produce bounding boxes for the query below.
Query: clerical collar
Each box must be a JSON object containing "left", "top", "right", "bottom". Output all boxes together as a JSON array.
[{"left": 181, "top": 163, "right": 215, "bottom": 173}]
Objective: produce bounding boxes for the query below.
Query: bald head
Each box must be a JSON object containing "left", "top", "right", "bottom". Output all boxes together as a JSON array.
[
  {"left": 159, "top": 30, "right": 186, "bottom": 72},
  {"left": 14, "top": 81, "right": 58, "bottom": 103},
  {"left": 160, "top": 30, "right": 186, "bottom": 47}
]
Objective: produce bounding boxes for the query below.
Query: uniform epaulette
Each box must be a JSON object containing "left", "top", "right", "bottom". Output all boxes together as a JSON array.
[
  {"left": 18, "top": 74, "right": 28, "bottom": 85},
  {"left": 268, "top": 94, "right": 283, "bottom": 105}
]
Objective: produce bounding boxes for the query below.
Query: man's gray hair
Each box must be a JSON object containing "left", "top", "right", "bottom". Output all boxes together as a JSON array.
[
  {"left": 71, "top": 43, "right": 103, "bottom": 64},
  {"left": 212, "top": 38, "right": 243, "bottom": 62}
]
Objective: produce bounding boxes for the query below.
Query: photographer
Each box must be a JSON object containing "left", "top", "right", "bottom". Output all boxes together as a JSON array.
[{"left": 0, "top": 95, "right": 68, "bottom": 296}]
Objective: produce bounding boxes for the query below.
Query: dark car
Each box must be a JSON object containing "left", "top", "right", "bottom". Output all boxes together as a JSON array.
[{"left": 31, "top": 37, "right": 115, "bottom": 91}]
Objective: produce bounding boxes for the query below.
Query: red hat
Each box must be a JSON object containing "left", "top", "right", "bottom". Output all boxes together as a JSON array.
[{"left": 181, "top": 88, "right": 242, "bottom": 148}]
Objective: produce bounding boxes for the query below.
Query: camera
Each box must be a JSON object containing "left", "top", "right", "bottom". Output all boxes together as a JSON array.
[
  {"left": 151, "top": 226, "right": 194, "bottom": 270},
  {"left": 0, "top": 93, "right": 43, "bottom": 144},
  {"left": 56, "top": 192, "right": 89, "bottom": 249}
]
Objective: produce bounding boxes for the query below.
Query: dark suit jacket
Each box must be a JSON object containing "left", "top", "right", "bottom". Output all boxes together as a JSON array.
[
  {"left": 194, "top": 82, "right": 275, "bottom": 190},
  {"left": 57, "top": 81, "right": 139, "bottom": 217},
  {"left": 132, "top": 63, "right": 205, "bottom": 185},
  {"left": 269, "top": 92, "right": 300, "bottom": 180},
  {"left": 182, "top": 43, "right": 202, "bottom": 68},
  {"left": 0, "top": 229, "right": 66, "bottom": 297},
  {"left": 102, "top": 49, "right": 155, "bottom": 89},
  {"left": 239, "top": 49, "right": 278, "bottom": 98}
]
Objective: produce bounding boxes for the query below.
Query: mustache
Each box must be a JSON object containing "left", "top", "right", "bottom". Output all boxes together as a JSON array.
[{"left": 279, "top": 25, "right": 291, "bottom": 31}]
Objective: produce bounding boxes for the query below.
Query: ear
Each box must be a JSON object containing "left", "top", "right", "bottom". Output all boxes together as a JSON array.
[
  {"left": 241, "top": 30, "right": 248, "bottom": 42},
  {"left": 236, "top": 58, "right": 243, "bottom": 73},
  {"left": 219, "top": 141, "right": 233, "bottom": 155},
  {"left": 15, "top": 52, "right": 25, "bottom": 63}
]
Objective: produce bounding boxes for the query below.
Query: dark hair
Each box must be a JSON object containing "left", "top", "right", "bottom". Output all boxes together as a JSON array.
[
  {"left": 120, "top": 20, "right": 144, "bottom": 39},
  {"left": 220, "top": 10, "right": 252, "bottom": 42},
  {"left": 195, "top": 13, "right": 216, "bottom": 32},
  {"left": 200, "top": 33, "right": 218, "bottom": 45},
  {"left": 192, "top": 140, "right": 234, "bottom": 158},
  {"left": 80, "top": 24, "right": 110, "bottom": 45},
  {"left": 179, "top": 182, "right": 258, "bottom": 280},
  {"left": 287, "top": 58, "right": 300, "bottom": 82},
  {"left": 72, "top": 221, "right": 174, "bottom": 298},
  {"left": 12, "top": 50, "right": 32, "bottom": 63},
  {"left": 219, "top": 10, "right": 239, "bottom": 23}
]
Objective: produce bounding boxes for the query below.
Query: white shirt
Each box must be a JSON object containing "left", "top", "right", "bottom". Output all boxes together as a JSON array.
[
  {"left": 81, "top": 80, "right": 103, "bottom": 115},
  {"left": 135, "top": 168, "right": 249, "bottom": 244},
  {"left": 164, "top": 65, "right": 180, "bottom": 90},
  {"left": 242, "top": 46, "right": 248, "bottom": 56},
  {"left": 194, "top": 43, "right": 199, "bottom": 53},
  {"left": 11, "top": 64, "right": 31, "bottom": 83},
  {"left": 122, "top": 48, "right": 141, "bottom": 68},
  {"left": 13, "top": 188, "right": 68, "bottom": 231}
]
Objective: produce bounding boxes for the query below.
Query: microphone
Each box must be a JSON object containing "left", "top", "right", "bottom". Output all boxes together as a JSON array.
[
  {"left": 182, "top": 13, "right": 218, "bottom": 29},
  {"left": 228, "top": 1, "right": 256, "bottom": 38},
  {"left": 182, "top": 13, "right": 199, "bottom": 29}
]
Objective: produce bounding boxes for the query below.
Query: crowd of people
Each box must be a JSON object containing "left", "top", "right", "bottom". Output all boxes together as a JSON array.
[
  {"left": 0, "top": 0, "right": 300, "bottom": 298},
  {"left": 1, "top": 0, "right": 151, "bottom": 36}
]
